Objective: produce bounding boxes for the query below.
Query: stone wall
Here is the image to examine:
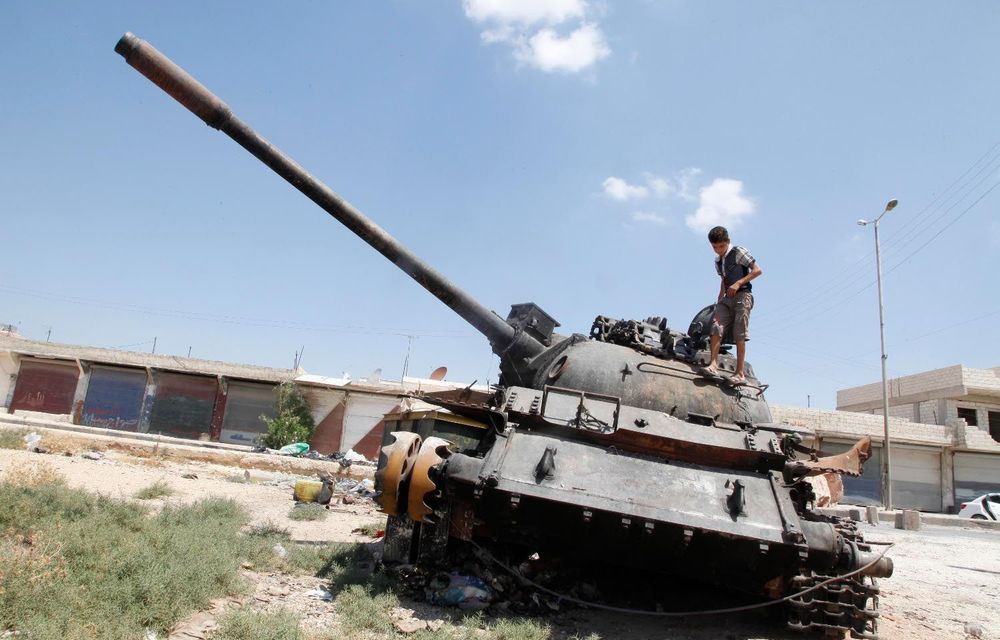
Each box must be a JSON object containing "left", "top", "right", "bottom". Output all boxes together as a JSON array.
[{"left": 770, "top": 405, "right": 953, "bottom": 446}]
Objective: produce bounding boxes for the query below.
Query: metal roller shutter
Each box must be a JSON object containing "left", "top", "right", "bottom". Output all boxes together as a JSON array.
[
  {"left": 148, "top": 372, "right": 217, "bottom": 439},
  {"left": 954, "top": 452, "right": 1000, "bottom": 505},
  {"left": 219, "top": 381, "right": 277, "bottom": 446},
  {"left": 9, "top": 359, "right": 79, "bottom": 415},
  {"left": 890, "top": 446, "right": 942, "bottom": 512},
  {"left": 82, "top": 366, "right": 147, "bottom": 431}
]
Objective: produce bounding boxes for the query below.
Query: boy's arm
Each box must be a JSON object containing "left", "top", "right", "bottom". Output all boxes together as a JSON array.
[
  {"left": 718, "top": 277, "right": 727, "bottom": 301},
  {"left": 726, "top": 262, "right": 763, "bottom": 296}
]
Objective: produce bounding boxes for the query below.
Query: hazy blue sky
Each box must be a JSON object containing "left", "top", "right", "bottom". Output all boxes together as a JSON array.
[{"left": 2, "top": 2, "right": 998, "bottom": 408}]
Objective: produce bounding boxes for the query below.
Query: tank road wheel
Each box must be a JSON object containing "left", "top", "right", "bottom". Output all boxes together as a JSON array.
[
  {"left": 407, "top": 437, "right": 453, "bottom": 523},
  {"left": 375, "top": 432, "right": 422, "bottom": 517}
]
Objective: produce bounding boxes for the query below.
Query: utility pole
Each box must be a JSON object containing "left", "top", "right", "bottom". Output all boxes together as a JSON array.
[
  {"left": 45, "top": 328, "right": 52, "bottom": 342},
  {"left": 857, "top": 198, "right": 899, "bottom": 511},
  {"left": 151, "top": 337, "right": 157, "bottom": 355}
]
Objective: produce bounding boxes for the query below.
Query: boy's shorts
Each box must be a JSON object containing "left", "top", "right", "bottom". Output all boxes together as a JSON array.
[{"left": 712, "top": 290, "right": 754, "bottom": 342}]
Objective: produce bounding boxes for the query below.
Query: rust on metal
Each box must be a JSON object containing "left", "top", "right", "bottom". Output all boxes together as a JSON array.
[{"left": 375, "top": 431, "right": 422, "bottom": 517}]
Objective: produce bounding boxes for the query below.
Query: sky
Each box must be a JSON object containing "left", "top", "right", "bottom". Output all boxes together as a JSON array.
[{"left": 1, "top": 1, "right": 998, "bottom": 409}]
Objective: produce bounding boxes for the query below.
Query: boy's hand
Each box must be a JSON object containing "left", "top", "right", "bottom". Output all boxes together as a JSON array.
[{"left": 726, "top": 282, "right": 740, "bottom": 297}]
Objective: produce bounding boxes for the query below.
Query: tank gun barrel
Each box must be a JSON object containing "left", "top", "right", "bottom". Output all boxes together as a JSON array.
[{"left": 114, "top": 32, "right": 541, "bottom": 360}]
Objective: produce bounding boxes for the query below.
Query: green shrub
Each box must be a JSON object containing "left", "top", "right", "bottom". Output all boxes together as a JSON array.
[
  {"left": 135, "top": 480, "right": 174, "bottom": 500},
  {"left": 260, "top": 383, "right": 315, "bottom": 448}
]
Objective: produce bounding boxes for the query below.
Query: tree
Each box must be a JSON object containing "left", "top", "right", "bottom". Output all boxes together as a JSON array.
[{"left": 260, "top": 382, "right": 315, "bottom": 448}]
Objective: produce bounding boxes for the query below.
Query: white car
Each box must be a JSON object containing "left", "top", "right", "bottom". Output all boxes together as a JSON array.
[{"left": 958, "top": 493, "right": 1000, "bottom": 520}]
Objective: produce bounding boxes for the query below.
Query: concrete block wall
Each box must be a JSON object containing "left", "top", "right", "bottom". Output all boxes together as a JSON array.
[
  {"left": 0, "top": 351, "right": 16, "bottom": 410},
  {"left": 837, "top": 364, "right": 964, "bottom": 409},
  {"left": 963, "top": 365, "right": 1000, "bottom": 394},
  {"left": 945, "top": 399, "right": 1000, "bottom": 451},
  {"left": 770, "top": 405, "right": 953, "bottom": 446}
]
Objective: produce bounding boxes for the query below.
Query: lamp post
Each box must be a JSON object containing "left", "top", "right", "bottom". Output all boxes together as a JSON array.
[{"left": 857, "top": 198, "right": 898, "bottom": 510}]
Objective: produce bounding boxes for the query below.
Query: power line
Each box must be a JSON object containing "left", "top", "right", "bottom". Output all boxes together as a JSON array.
[
  {"left": 901, "top": 309, "right": 1000, "bottom": 343},
  {"left": 884, "top": 177, "right": 1000, "bottom": 275},
  {"left": 754, "top": 140, "right": 1000, "bottom": 325},
  {"left": 755, "top": 172, "right": 1000, "bottom": 339}
]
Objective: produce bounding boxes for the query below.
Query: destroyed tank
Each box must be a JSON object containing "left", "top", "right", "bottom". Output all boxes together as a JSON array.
[{"left": 115, "top": 32, "right": 892, "bottom": 638}]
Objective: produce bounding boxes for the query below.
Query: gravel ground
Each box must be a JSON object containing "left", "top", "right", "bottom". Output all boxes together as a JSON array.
[{"left": 2, "top": 434, "right": 997, "bottom": 640}]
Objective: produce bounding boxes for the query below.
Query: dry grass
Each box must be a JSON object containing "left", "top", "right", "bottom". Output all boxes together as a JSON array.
[
  {"left": 135, "top": 480, "right": 175, "bottom": 500},
  {"left": 353, "top": 520, "right": 384, "bottom": 537},
  {"left": 287, "top": 503, "right": 328, "bottom": 521},
  {"left": 1, "top": 461, "right": 67, "bottom": 487},
  {"left": 215, "top": 608, "right": 305, "bottom": 640},
  {"left": 0, "top": 428, "right": 29, "bottom": 450}
]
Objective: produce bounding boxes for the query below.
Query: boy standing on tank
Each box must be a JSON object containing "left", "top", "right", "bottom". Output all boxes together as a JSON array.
[{"left": 703, "top": 226, "right": 762, "bottom": 385}]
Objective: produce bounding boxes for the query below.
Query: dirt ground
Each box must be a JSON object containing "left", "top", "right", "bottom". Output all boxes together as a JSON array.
[
  {"left": 1, "top": 431, "right": 997, "bottom": 640},
  {"left": 0, "top": 433, "right": 382, "bottom": 543}
]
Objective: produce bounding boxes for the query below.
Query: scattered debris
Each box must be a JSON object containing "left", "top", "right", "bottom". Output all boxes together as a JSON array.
[
  {"left": 23, "top": 432, "right": 46, "bottom": 453},
  {"left": 428, "top": 572, "right": 492, "bottom": 610},
  {"left": 277, "top": 442, "right": 310, "bottom": 456},
  {"left": 335, "top": 477, "right": 376, "bottom": 499},
  {"left": 343, "top": 449, "right": 369, "bottom": 464},
  {"left": 394, "top": 618, "right": 428, "bottom": 634},
  {"left": 181, "top": 473, "right": 198, "bottom": 480},
  {"left": 293, "top": 476, "right": 334, "bottom": 504},
  {"left": 965, "top": 622, "right": 984, "bottom": 638},
  {"left": 167, "top": 611, "right": 218, "bottom": 640},
  {"left": 81, "top": 451, "right": 104, "bottom": 460},
  {"left": 303, "top": 588, "right": 333, "bottom": 601},
  {"left": 272, "top": 543, "right": 288, "bottom": 559}
]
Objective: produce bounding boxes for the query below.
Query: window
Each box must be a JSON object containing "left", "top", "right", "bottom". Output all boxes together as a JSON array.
[
  {"left": 989, "top": 411, "right": 1000, "bottom": 443},
  {"left": 957, "top": 407, "right": 978, "bottom": 426},
  {"left": 989, "top": 494, "right": 1000, "bottom": 505}
]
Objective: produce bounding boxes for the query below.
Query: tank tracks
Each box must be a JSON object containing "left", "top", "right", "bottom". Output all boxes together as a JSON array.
[{"left": 786, "top": 519, "right": 881, "bottom": 639}]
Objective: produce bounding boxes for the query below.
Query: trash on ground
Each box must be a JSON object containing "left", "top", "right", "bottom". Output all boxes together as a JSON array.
[
  {"left": 277, "top": 442, "right": 310, "bottom": 456},
  {"left": 23, "top": 431, "right": 42, "bottom": 452},
  {"left": 334, "top": 477, "right": 377, "bottom": 500},
  {"left": 272, "top": 543, "right": 288, "bottom": 558},
  {"left": 304, "top": 587, "right": 334, "bottom": 601},
  {"left": 81, "top": 451, "right": 104, "bottom": 460},
  {"left": 293, "top": 475, "right": 335, "bottom": 504},
  {"left": 428, "top": 572, "right": 492, "bottom": 610},
  {"left": 343, "top": 449, "right": 369, "bottom": 463}
]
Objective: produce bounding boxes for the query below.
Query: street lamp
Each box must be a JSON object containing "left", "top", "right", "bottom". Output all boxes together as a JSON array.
[{"left": 857, "top": 198, "right": 899, "bottom": 510}]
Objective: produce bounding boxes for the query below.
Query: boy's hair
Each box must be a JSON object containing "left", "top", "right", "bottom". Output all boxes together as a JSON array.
[{"left": 708, "top": 226, "right": 729, "bottom": 243}]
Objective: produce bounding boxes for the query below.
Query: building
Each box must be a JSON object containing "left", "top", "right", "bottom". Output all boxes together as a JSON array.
[
  {"left": 4, "top": 330, "right": 997, "bottom": 512},
  {"left": 824, "top": 364, "right": 1000, "bottom": 513},
  {"left": 0, "top": 333, "right": 484, "bottom": 459},
  {"left": 836, "top": 364, "right": 1000, "bottom": 441}
]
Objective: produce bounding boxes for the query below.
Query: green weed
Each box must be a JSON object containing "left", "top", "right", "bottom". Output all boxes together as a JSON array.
[
  {"left": 334, "top": 583, "right": 399, "bottom": 636},
  {"left": 287, "top": 503, "right": 328, "bottom": 521},
  {"left": 215, "top": 608, "right": 305, "bottom": 640},
  {"left": 135, "top": 480, "right": 175, "bottom": 500},
  {"left": 0, "top": 428, "right": 28, "bottom": 450},
  {"left": 0, "top": 480, "right": 254, "bottom": 639}
]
